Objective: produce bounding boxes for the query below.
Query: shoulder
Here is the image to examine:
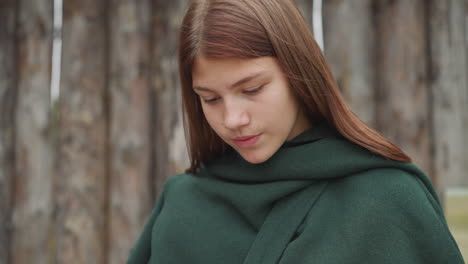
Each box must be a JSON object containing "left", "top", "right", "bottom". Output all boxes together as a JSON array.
[
  {"left": 328, "top": 167, "right": 437, "bottom": 208},
  {"left": 288, "top": 167, "right": 465, "bottom": 263},
  {"left": 158, "top": 172, "right": 207, "bottom": 201},
  {"left": 162, "top": 173, "right": 185, "bottom": 188},
  {"left": 160, "top": 173, "right": 191, "bottom": 194},
  {"left": 318, "top": 166, "right": 449, "bottom": 230}
]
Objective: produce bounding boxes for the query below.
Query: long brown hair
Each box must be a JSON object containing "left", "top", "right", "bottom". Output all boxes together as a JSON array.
[{"left": 178, "top": 0, "right": 411, "bottom": 173}]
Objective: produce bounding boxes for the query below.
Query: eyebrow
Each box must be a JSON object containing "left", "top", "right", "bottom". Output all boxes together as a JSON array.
[{"left": 193, "top": 71, "right": 266, "bottom": 92}]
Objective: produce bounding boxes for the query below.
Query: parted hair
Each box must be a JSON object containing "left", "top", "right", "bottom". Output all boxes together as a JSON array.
[{"left": 178, "top": 0, "right": 411, "bottom": 173}]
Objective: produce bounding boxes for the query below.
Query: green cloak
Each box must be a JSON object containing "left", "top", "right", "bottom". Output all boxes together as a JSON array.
[{"left": 127, "top": 123, "right": 464, "bottom": 264}]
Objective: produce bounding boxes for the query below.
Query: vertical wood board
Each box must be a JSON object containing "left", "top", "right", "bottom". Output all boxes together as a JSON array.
[
  {"left": 429, "top": 0, "right": 468, "bottom": 190},
  {"left": 12, "top": 0, "right": 54, "bottom": 263},
  {"left": 375, "top": 0, "right": 433, "bottom": 182},
  {"left": 107, "top": 0, "right": 153, "bottom": 262},
  {"left": 323, "top": 0, "right": 376, "bottom": 126},
  {"left": 151, "top": 0, "right": 189, "bottom": 196},
  {"left": 0, "top": 0, "right": 18, "bottom": 263},
  {"left": 57, "top": 0, "right": 107, "bottom": 262}
]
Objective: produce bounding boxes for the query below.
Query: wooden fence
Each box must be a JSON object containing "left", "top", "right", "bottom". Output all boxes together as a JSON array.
[{"left": 0, "top": 0, "right": 466, "bottom": 263}]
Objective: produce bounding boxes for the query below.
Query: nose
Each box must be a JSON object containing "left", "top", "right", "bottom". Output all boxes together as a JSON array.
[{"left": 223, "top": 98, "right": 250, "bottom": 130}]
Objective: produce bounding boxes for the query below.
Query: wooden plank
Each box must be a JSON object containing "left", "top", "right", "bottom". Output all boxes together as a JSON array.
[
  {"left": 56, "top": 0, "right": 107, "bottom": 263},
  {"left": 151, "top": 0, "right": 189, "bottom": 196},
  {"left": 323, "top": 0, "right": 376, "bottom": 126},
  {"left": 374, "top": 0, "right": 433, "bottom": 182},
  {"left": 107, "top": 0, "right": 153, "bottom": 262},
  {"left": 294, "top": 0, "right": 313, "bottom": 29},
  {"left": 0, "top": 0, "right": 17, "bottom": 263},
  {"left": 11, "top": 0, "right": 54, "bottom": 263},
  {"left": 465, "top": 0, "right": 468, "bottom": 186},
  {"left": 429, "top": 0, "right": 468, "bottom": 191}
]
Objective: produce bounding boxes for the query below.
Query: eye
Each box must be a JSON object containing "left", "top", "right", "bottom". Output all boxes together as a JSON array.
[
  {"left": 202, "top": 96, "right": 220, "bottom": 104},
  {"left": 243, "top": 85, "right": 264, "bottom": 95}
]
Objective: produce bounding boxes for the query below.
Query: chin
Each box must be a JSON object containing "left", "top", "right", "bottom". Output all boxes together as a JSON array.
[{"left": 238, "top": 149, "right": 274, "bottom": 164}]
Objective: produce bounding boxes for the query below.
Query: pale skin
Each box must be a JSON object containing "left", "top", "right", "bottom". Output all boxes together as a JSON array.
[{"left": 192, "top": 56, "right": 312, "bottom": 164}]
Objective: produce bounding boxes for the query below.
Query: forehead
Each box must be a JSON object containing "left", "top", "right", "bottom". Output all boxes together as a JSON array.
[{"left": 192, "top": 56, "right": 278, "bottom": 89}]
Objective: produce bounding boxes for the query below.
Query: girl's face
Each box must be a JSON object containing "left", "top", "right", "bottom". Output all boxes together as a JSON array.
[{"left": 192, "top": 56, "right": 311, "bottom": 164}]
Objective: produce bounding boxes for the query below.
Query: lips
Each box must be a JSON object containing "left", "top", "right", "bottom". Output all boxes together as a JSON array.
[
  {"left": 233, "top": 134, "right": 261, "bottom": 147},
  {"left": 234, "top": 135, "right": 257, "bottom": 141}
]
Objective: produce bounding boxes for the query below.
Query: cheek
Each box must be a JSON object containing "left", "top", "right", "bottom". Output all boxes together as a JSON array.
[
  {"left": 201, "top": 105, "right": 221, "bottom": 131},
  {"left": 262, "top": 86, "right": 298, "bottom": 117},
  {"left": 276, "top": 84, "right": 299, "bottom": 113}
]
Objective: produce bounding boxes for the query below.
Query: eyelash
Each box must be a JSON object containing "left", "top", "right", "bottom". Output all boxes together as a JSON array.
[
  {"left": 202, "top": 85, "right": 264, "bottom": 104},
  {"left": 244, "top": 85, "right": 263, "bottom": 95}
]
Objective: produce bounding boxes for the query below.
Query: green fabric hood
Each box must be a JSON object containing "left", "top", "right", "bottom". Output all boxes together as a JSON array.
[{"left": 200, "top": 122, "right": 437, "bottom": 201}]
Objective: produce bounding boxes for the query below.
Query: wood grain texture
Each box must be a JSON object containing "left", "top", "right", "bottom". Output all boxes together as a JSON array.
[
  {"left": 374, "top": 0, "right": 433, "bottom": 182},
  {"left": 0, "top": 0, "right": 17, "bottom": 263},
  {"left": 107, "top": 0, "right": 153, "bottom": 262},
  {"left": 294, "top": 0, "right": 313, "bottom": 30},
  {"left": 323, "top": 0, "right": 376, "bottom": 126},
  {"left": 429, "top": 0, "right": 468, "bottom": 190},
  {"left": 150, "top": 0, "right": 189, "bottom": 196},
  {"left": 12, "top": 0, "right": 54, "bottom": 263},
  {"left": 465, "top": 0, "right": 468, "bottom": 186},
  {"left": 57, "top": 0, "right": 107, "bottom": 262}
]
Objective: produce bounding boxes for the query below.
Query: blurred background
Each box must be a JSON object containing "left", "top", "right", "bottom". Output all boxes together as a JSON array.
[{"left": 0, "top": 0, "right": 466, "bottom": 263}]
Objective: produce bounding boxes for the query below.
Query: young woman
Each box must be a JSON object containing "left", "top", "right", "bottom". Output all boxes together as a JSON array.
[{"left": 127, "top": 0, "right": 465, "bottom": 263}]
